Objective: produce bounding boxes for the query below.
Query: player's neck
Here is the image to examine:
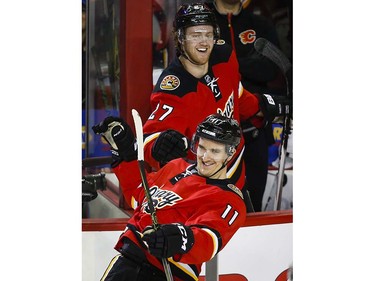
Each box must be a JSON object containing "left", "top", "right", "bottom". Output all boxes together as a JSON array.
[
  {"left": 210, "top": 169, "right": 227, "bottom": 179},
  {"left": 214, "top": 0, "right": 241, "bottom": 15},
  {"left": 179, "top": 56, "right": 208, "bottom": 79},
  {"left": 198, "top": 167, "right": 228, "bottom": 179}
]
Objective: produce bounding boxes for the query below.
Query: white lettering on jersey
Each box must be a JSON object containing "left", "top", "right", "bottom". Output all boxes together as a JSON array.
[
  {"left": 264, "top": 94, "right": 275, "bottom": 105},
  {"left": 141, "top": 185, "right": 182, "bottom": 213},
  {"left": 217, "top": 92, "right": 234, "bottom": 118},
  {"left": 204, "top": 74, "right": 222, "bottom": 99},
  {"left": 177, "top": 224, "right": 188, "bottom": 251}
]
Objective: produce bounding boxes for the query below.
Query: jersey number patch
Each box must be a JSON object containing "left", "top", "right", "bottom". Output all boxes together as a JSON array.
[
  {"left": 221, "top": 204, "right": 239, "bottom": 226},
  {"left": 149, "top": 103, "right": 174, "bottom": 121}
]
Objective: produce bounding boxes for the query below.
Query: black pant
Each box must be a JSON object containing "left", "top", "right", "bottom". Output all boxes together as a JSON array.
[
  {"left": 101, "top": 239, "right": 167, "bottom": 281},
  {"left": 243, "top": 125, "right": 273, "bottom": 212}
]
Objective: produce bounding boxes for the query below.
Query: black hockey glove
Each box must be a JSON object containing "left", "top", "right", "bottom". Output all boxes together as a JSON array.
[
  {"left": 151, "top": 130, "right": 189, "bottom": 165},
  {"left": 92, "top": 116, "right": 137, "bottom": 165},
  {"left": 257, "top": 94, "right": 292, "bottom": 124},
  {"left": 142, "top": 223, "right": 194, "bottom": 259}
]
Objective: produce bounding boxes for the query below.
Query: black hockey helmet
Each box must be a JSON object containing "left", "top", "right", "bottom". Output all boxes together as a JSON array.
[
  {"left": 174, "top": 3, "right": 219, "bottom": 33},
  {"left": 173, "top": 3, "right": 220, "bottom": 53},
  {"left": 191, "top": 114, "right": 241, "bottom": 155}
]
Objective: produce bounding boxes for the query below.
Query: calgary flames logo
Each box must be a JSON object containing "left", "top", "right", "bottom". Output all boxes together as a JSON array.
[{"left": 238, "top": 29, "right": 256, "bottom": 45}]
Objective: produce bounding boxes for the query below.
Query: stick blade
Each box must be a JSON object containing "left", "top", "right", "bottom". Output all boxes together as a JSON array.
[
  {"left": 131, "top": 109, "right": 144, "bottom": 161},
  {"left": 254, "top": 37, "right": 292, "bottom": 98},
  {"left": 254, "top": 37, "right": 267, "bottom": 53},
  {"left": 254, "top": 37, "right": 292, "bottom": 74}
]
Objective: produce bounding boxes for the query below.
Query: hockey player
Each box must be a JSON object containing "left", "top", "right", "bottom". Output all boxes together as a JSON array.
[
  {"left": 141, "top": 3, "right": 289, "bottom": 195},
  {"left": 93, "top": 114, "right": 247, "bottom": 281},
  {"left": 208, "top": 0, "right": 285, "bottom": 212}
]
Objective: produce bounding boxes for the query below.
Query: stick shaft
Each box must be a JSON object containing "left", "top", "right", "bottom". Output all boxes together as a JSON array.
[
  {"left": 131, "top": 109, "right": 174, "bottom": 281},
  {"left": 138, "top": 160, "right": 159, "bottom": 227},
  {"left": 254, "top": 38, "right": 292, "bottom": 210}
]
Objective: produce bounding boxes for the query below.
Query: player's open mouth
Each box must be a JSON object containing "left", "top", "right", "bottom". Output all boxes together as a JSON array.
[
  {"left": 201, "top": 160, "right": 215, "bottom": 166},
  {"left": 197, "top": 48, "right": 208, "bottom": 52}
]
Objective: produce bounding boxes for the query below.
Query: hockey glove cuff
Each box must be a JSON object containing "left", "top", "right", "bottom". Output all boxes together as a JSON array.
[
  {"left": 256, "top": 94, "right": 292, "bottom": 126},
  {"left": 151, "top": 130, "right": 189, "bottom": 165},
  {"left": 92, "top": 116, "right": 137, "bottom": 165},
  {"left": 142, "top": 223, "right": 194, "bottom": 259}
]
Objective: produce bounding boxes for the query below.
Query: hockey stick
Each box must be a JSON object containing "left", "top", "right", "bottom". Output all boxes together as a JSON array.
[
  {"left": 131, "top": 109, "right": 174, "bottom": 281},
  {"left": 254, "top": 38, "right": 292, "bottom": 211}
]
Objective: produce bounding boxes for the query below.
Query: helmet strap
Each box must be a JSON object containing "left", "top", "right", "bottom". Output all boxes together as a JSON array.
[
  {"left": 206, "top": 155, "right": 231, "bottom": 178},
  {"left": 181, "top": 50, "right": 201, "bottom": 66}
]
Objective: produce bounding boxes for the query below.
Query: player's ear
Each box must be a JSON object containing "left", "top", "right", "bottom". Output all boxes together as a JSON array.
[
  {"left": 177, "top": 29, "right": 184, "bottom": 44},
  {"left": 226, "top": 147, "right": 236, "bottom": 162}
]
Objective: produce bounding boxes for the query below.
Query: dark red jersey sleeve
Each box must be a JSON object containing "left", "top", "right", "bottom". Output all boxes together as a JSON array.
[
  {"left": 178, "top": 188, "right": 246, "bottom": 264},
  {"left": 143, "top": 92, "right": 191, "bottom": 170},
  {"left": 218, "top": 45, "right": 261, "bottom": 124},
  {"left": 238, "top": 84, "right": 261, "bottom": 119},
  {"left": 113, "top": 160, "right": 145, "bottom": 209}
]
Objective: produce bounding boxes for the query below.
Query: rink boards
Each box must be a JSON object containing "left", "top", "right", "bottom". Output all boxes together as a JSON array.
[{"left": 82, "top": 210, "right": 292, "bottom": 281}]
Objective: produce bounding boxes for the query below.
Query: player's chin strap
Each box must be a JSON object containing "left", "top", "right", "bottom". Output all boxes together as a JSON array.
[
  {"left": 205, "top": 145, "right": 235, "bottom": 178},
  {"left": 180, "top": 51, "right": 200, "bottom": 66},
  {"left": 206, "top": 156, "right": 231, "bottom": 179}
]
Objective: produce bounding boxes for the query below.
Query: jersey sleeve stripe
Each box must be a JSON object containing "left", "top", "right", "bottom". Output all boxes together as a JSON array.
[
  {"left": 144, "top": 132, "right": 161, "bottom": 147},
  {"left": 168, "top": 259, "right": 199, "bottom": 281},
  {"left": 238, "top": 82, "right": 244, "bottom": 98},
  {"left": 226, "top": 146, "right": 244, "bottom": 178},
  {"left": 130, "top": 196, "right": 137, "bottom": 209},
  {"left": 99, "top": 254, "right": 121, "bottom": 281},
  {"left": 201, "top": 227, "right": 220, "bottom": 260}
]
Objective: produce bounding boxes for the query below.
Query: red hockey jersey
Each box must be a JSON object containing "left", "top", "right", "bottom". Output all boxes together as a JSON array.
[
  {"left": 143, "top": 42, "right": 261, "bottom": 190},
  {"left": 113, "top": 158, "right": 246, "bottom": 281}
]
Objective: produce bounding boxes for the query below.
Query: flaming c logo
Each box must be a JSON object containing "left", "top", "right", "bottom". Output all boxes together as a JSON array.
[{"left": 238, "top": 29, "right": 256, "bottom": 45}]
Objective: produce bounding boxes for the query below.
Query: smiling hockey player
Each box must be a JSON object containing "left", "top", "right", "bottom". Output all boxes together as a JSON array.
[
  {"left": 94, "top": 114, "right": 247, "bottom": 281},
  {"left": 142, "top": 3, "right": 290, "bottom": 196}
]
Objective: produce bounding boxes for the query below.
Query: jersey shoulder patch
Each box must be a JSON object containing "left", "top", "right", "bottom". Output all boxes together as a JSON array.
[
  {"left": 226, "top": 184, "right": 243, "bottom": 200},
  {"left": 153, "top": 59, "right": 198, "bottom": 97},
  {"left": 215, "top": 39, "right": 226, "bottom": 45},
  {"left": 207, "top": 179, "right": 243, "bottom": 200},
  {"left": 159, "top": 75, "right": 180, "bottom": 91}
]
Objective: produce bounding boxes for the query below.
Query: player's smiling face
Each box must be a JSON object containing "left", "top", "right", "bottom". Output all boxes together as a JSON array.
[
  {"left": 196, "top": 138, "right": 230, "bottom": 179},
  {"left": 182, "top": 25, "right": 215, "bottom": 65}
]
